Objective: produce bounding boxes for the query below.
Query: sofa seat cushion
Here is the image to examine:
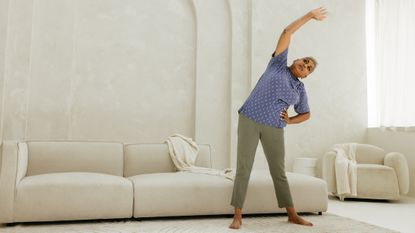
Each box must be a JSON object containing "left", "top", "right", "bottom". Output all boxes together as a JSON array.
[
  {"left": 244, "top": 170, "right": 328, "bottom": 214},
  {"left": 14, "top": 172, "right": 133, "bottom": 222},
  {"left": 129, "top": 170, "right": 327, "bottom": 217},
  {"left": 129, "top": 172, "right": 232, "bottom": 217}
]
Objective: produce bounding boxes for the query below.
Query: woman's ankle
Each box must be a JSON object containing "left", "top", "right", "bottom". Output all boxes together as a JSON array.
[{"left": 285, "top": 206, "right": 298, "bottom": 218}]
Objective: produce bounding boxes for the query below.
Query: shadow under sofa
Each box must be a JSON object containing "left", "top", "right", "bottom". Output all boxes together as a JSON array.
[{"left": 0, "top": 140, "right": 328, "bottom": 224}]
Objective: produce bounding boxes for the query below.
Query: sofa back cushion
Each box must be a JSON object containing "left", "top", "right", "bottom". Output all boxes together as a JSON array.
[
  {"left": 124, "top": 143, "right": 211, "bottom": 177},
  {"left": 26, "top": 141, "right": 124, "bottom": 177},
  {"left": 356, "top": 144, "right": 385, "bottom": 165}
]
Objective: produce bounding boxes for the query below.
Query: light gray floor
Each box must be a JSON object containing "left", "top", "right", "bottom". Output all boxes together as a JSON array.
[{"left": 327, "top": 195, "right": 415, "bottom": 233}]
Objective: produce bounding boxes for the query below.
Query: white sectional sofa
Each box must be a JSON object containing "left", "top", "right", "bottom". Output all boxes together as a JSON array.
[{"left": 0, "top": 140, "right": 328, "bottom": 224}]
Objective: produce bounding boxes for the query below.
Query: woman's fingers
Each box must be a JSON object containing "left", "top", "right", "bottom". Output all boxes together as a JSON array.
[
  {"left": 312, "top": 7, "right": 328, "bottom": 21},
  {"left": 280, "top": 112, "right": 289, "bottom": 123},
  {"left": 280, "top": 110, "right": 288, "bottom": 121}
]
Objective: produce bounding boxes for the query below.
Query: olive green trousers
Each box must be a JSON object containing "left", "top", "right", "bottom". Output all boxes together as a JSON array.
[{"left": 230, "top": 114, "right": 293, "bottom": 208}]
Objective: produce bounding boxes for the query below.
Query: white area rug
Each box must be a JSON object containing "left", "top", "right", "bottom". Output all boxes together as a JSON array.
[{"left": 0, "top": 213, "right": 398, "bottom": 233}]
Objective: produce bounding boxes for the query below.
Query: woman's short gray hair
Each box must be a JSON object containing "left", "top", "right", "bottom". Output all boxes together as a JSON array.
[{"left": 305, "top": 56, "right": 318, "bottom": 73}]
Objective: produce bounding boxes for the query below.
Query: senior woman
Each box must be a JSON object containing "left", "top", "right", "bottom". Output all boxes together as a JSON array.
[{"left": 229, "top": 7, "right": 327, "bottom": 229}]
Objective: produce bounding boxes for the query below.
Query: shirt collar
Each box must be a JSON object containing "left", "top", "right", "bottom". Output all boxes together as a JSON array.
[{"left": 288, "top": 68, "right": 302, "bottom": 88}]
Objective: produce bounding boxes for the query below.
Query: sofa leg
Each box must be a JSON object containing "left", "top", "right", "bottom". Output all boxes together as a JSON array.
[{"left": 318, "top": 212, "right": 322, "bottom": 215}]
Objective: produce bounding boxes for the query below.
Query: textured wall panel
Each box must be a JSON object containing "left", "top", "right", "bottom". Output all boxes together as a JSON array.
[{"left": 0, "top": 0, "right": 368, "bottom": 169}]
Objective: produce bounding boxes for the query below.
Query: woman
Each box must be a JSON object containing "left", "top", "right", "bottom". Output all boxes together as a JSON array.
[{"left": 229, "top": 7, "right": 327, "bottom": 229}]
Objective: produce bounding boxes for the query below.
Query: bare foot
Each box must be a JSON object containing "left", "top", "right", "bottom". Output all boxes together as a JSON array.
[
  {"left": 229, "top": 216, "right": 242, "bottom": 229},
  {"left": 288, "top": 215, "right": 313, "bottom": 226}
]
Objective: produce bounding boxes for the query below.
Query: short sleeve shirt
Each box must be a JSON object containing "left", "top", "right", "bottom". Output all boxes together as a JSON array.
[{"left": 238, "top": 48, "right": 310, "bottom": 128}]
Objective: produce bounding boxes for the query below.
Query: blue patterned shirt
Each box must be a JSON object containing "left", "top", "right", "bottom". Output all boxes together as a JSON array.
[{"left": 238, "top": 48, "right": 310, "bottom": 128}]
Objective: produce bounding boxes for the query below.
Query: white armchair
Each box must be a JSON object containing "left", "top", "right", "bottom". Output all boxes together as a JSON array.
[{"left": 322, "top": 143, "right": 409, "bottom": 200}]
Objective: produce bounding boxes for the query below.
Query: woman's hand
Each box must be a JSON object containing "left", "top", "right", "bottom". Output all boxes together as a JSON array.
[
  {"left": 309, "top": 7, "right": 327, "bottom": 21},
  {"left": 280, "top": 108, "right": 291, "bottom": 124}
]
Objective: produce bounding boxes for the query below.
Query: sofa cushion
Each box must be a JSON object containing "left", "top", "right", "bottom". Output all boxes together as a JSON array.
[
  {"left": 14, "top": 172, "right": 133, "bottom": 222},
  {"left": 129, "top": 172, "right": 232, "bottom": 217},
  {"left": 26, "top": 141, "right": 124, "bottom": 176},
  {"left": 124, "top": 143, "right": 211, "bottom": 177},
  {"left": 129, "top": 170, "right": 327, "bottom": 217},
  {"left": 244, "top": 171, "right": 328, "bottom": 214}
]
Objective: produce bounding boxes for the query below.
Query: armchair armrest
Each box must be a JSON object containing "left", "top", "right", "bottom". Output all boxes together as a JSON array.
[
  {"left": 0, "top": 141, "right": 28, "bottom": 223},
  {"left": 322, "top": 151, "right": 337, "bottom": 193},
  {"left": 384, "top": 152, "right": 409, "bottom": 194}
]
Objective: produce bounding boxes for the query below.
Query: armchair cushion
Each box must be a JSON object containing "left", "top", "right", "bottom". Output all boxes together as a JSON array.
[
  {"left": 355, "top": 144, "right": 385, "bottom": 164},
  {"left": 356, "top": 164, "right": 399, "bottom": 199}
]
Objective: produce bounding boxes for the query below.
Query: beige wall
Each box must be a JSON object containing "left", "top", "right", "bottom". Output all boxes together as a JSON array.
[
  {"left": 0, "top": 0, "right": 10, "bottom": 150},
  {"left": 0, "top": 0, "right": 367, "bottom": 170},
  {"left": 0, "top": 0, "right": 10, "bottom": 173},
  {"left": 367, "top": 128, "right": 415, "bottom": 197}
]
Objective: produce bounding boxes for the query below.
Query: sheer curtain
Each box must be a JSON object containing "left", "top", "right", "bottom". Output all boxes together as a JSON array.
[{"left": 371, "top": 0, "right": 415, "bottom": 128}]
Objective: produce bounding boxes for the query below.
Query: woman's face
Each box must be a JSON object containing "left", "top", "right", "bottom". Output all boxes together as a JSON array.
[{"left": 291, "top": 58, "right": 315, "bottom": 79}]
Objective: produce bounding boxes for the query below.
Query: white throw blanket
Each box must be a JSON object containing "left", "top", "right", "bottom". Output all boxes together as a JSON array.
[
  {"left": 166, "top": 134, "right": 234, "bottom": 181},
  {"left": 332, "top": 143, "right": 358, "bottom": 197}
]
